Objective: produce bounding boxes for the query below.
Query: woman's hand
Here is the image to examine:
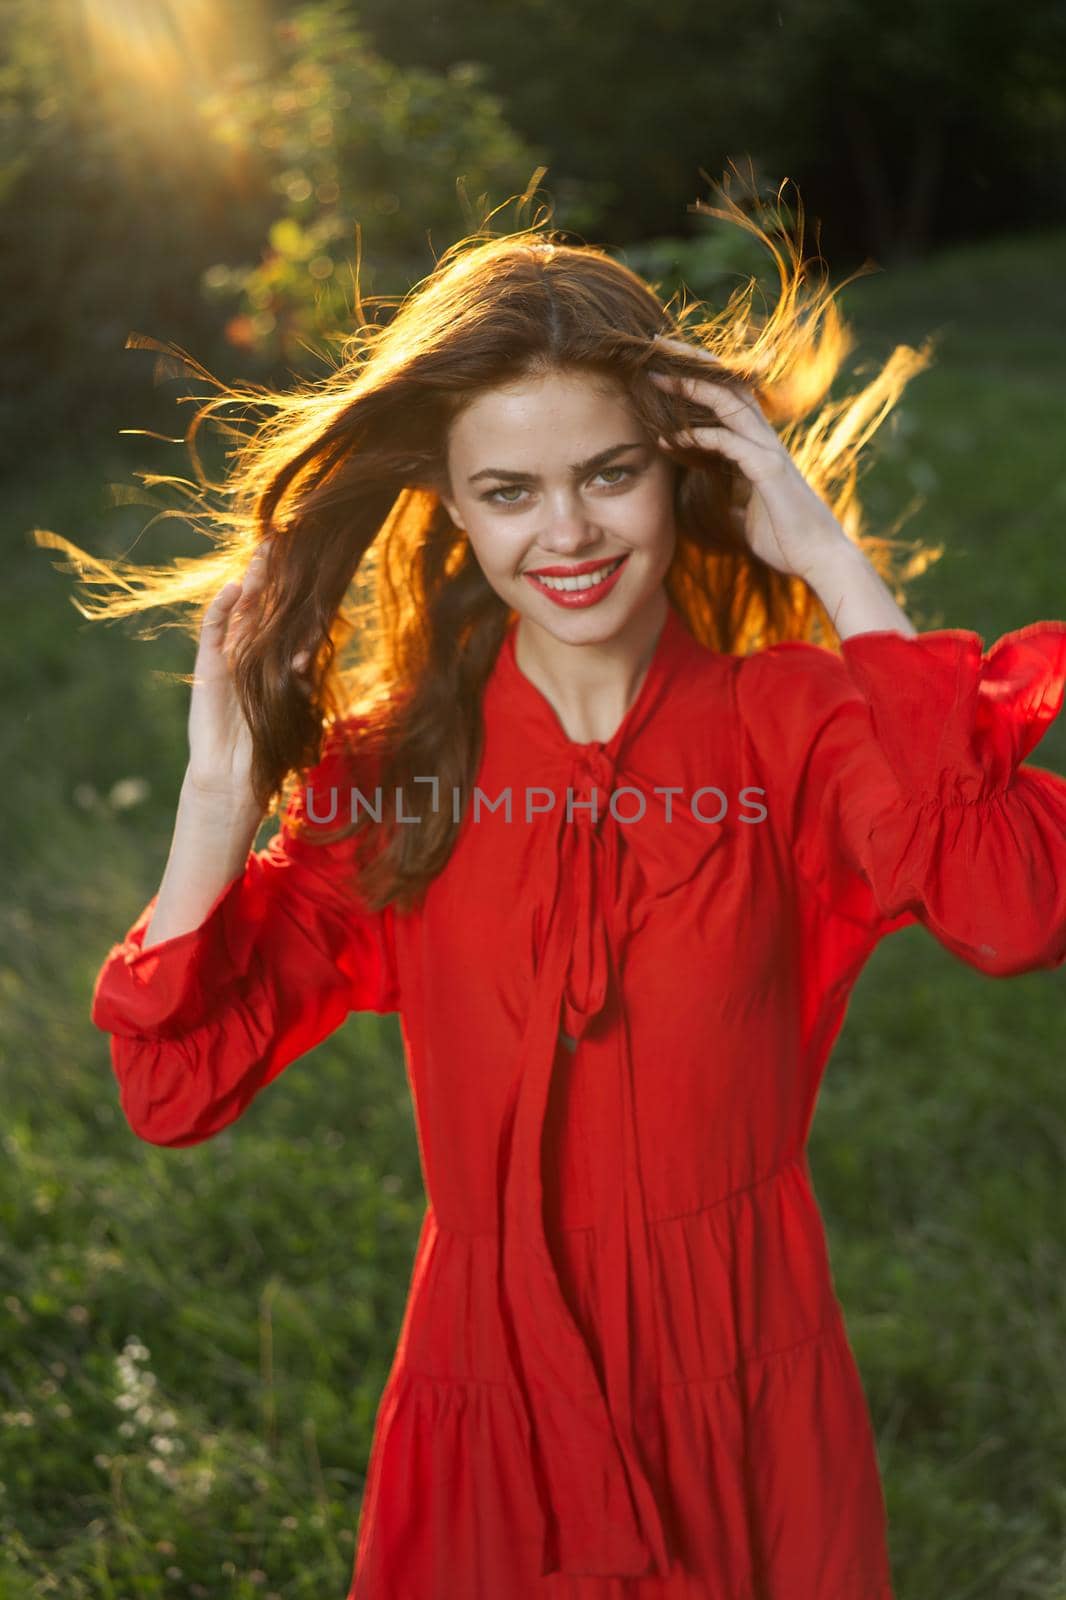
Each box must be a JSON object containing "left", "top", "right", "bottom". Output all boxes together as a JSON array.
[
  {"left": 186, "top": 536, "right": 314, "bottom": 805},
  {"left": 648, "top": 334, "right": 852, "bottom": 582}
]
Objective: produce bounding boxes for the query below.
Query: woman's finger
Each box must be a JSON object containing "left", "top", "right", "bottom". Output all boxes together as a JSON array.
[
  {"left": 228, "top": 544, "right": 278, "bottom": 639},
  {"left": 659, "top": 426, "right": 737, "bottom": 453},
  {"left": 192, "top": 582, "right": 245, "bottom": 693},
  {"left": 658, "top": 425, "right": 767, "bottom": 480},
  {"left": 291, "top": 648, "right": 317, "bottom": 697},
  {"left": 238, "top": 545, "right": 271, "bottom": 593},
  {"left": 650, "top": 370, "right": 768, "bottom": 441},
  {"left": 650, "top": 335, "right": 737, "bottom": 384},
  {"left": 652, "top": 334, "right": 724, "bottom": 361},
  {"left": 200, "top": 580, "right": 243, "bottom": 635}
]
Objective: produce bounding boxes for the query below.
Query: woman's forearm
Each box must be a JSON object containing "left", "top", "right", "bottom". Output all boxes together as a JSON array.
[
  {"left": 804, "top": 537, "right": 919, "bottom": 642},
  {"left": 140, "top": 773, "right": 265, "bottom": 950}
]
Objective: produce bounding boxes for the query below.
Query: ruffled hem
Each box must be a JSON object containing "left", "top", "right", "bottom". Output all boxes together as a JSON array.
[
  {"left": 348, "top": 1307, "right": 895, "bottom": 1599},
  {"left": 839, "top": 620, "right": 1066, "bottom": 804},
  {"left": 347, "top": 1189, "right": 895, "bottom": 1598}
]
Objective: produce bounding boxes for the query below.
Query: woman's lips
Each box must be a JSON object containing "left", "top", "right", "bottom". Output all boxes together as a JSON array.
[
  {"left": 522, "top": 552, "right": 630, "bottom": 608},
  {"left": 526, "top": 555, "right": 623, "bottom": 577}
]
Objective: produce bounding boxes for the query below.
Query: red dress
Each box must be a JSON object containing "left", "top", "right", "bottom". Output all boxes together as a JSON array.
[{"left": 91, "top": 604, "right": 1066, "bottom": 1600}]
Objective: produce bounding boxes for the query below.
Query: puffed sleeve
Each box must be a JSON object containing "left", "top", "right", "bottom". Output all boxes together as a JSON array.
[
  {"left": 90, "top": 717, "right": 401, "bottom": 1147},
  {"left": 737, "top": 621, "right": 1066, "bottom": 976}
]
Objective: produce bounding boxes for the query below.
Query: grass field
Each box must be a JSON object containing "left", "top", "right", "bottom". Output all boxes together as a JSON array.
[{"left": 2, "top": 228, "right": 1064, "bottom": 1599}]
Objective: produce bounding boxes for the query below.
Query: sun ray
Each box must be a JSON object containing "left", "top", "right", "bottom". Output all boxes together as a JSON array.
[{"left": 80, "top": 0, "right": 247, "bottom": 96}]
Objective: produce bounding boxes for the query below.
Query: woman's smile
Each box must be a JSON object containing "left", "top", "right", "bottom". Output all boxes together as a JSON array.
[{"left": 522, "top": 552, "right": 630, "bottom": 607}]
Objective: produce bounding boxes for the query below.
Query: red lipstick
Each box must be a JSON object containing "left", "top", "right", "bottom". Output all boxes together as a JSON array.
[
  {"left": 526, "top": 555, "right": 623, "bottom": 577},
  {"left": 522, "top": 552, "right": 630, "bottom": 609}
]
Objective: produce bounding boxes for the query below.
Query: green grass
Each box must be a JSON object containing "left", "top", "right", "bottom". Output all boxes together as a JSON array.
[{"left": 2, "top": 227, "right": 1065, "bottom": 1599}]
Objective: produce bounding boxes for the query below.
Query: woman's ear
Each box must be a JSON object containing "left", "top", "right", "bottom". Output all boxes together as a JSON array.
[
  {"left": 422, "top": 463, "right": 462, "bottom": 530},
  {"left": 434, "top": 480, "right": 464, "bottom": 532}
]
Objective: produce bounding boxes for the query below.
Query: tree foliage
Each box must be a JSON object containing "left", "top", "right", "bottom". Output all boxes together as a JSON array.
[
  {"left": 199, "top": 1, "right": 553, "bottom": 368},
  {"left": 346, "top": 0, "right": 1066, "bottom": 258},
  {"left": 0, "top": 0, "right": 549, "bottom": 455}
]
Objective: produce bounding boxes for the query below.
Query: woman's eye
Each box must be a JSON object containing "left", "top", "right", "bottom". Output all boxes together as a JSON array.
[{"left": 480, "top": 466, "right": 634, "bottom": 506}]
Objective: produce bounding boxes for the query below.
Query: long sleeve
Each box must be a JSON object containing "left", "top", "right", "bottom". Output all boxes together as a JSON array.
[
  {"left": 90, "top": 719, "right": 401, "bottom": 1147},
  {"left": 737, "top": 621, "right": 1066, "bottom": 976}
]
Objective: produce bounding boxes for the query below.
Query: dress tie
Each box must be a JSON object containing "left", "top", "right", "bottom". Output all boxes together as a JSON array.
[{"left": 496, "top": 739, "right": 723, "bottom": 1578}]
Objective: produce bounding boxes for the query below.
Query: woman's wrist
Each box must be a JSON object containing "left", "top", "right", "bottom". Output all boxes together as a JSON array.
[
  {"left": 139, "top": 778, "right": 265, "bottom": 952},
  {"left": 802, "top": 538, "right": 919, "bottom": 642},
  {"left": 179, "top": 768, "right": 265, "bottom": 833}
]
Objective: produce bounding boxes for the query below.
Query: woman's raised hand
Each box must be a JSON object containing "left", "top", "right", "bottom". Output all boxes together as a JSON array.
[
  {"left": 649, "top": 335, "right": 851, "bottom": 583},
  {"left": 186, "top": 537, "right": 313, "bottom": 805}
]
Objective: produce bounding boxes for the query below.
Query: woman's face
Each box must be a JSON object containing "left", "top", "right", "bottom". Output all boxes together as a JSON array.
[{"left": 438, "top": 366, "right": 677, "bottom": 646}]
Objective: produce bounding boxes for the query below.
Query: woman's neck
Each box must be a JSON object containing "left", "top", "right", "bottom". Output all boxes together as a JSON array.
[{"left": 512, "top": 588, "right": 669, "bottom": 745}]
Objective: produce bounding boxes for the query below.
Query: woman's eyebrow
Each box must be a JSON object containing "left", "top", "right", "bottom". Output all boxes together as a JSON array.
[{"left": 467, "top": 441, "right": 647, "bottom": 485}]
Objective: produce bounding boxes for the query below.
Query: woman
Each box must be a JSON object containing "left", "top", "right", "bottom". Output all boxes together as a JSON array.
[{"left": 65, "top": 195, "right": 1066, "bottom": 1598}]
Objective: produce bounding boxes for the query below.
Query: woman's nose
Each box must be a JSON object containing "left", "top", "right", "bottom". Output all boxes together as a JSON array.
[{"left": 537, "top": 506, "right": 600, "bottom": 553}]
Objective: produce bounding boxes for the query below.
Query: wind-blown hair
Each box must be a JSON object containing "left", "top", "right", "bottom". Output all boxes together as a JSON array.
[{"left": 36, "top": 176, "right": 942, "bottom": 914}]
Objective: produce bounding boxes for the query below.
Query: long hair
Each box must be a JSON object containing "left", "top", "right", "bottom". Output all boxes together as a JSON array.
[{"left": 35, "top": 175, "right": 942, "bottom": 915}]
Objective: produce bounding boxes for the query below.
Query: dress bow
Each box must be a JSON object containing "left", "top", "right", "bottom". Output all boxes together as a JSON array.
[{"left": 497, "top": 735, "right": 724, "bottom": 1578}]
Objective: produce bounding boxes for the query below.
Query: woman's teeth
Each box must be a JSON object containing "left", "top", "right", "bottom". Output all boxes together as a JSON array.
[{"left": 534, "top": 557, "right": 624, "bottom": 592}]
